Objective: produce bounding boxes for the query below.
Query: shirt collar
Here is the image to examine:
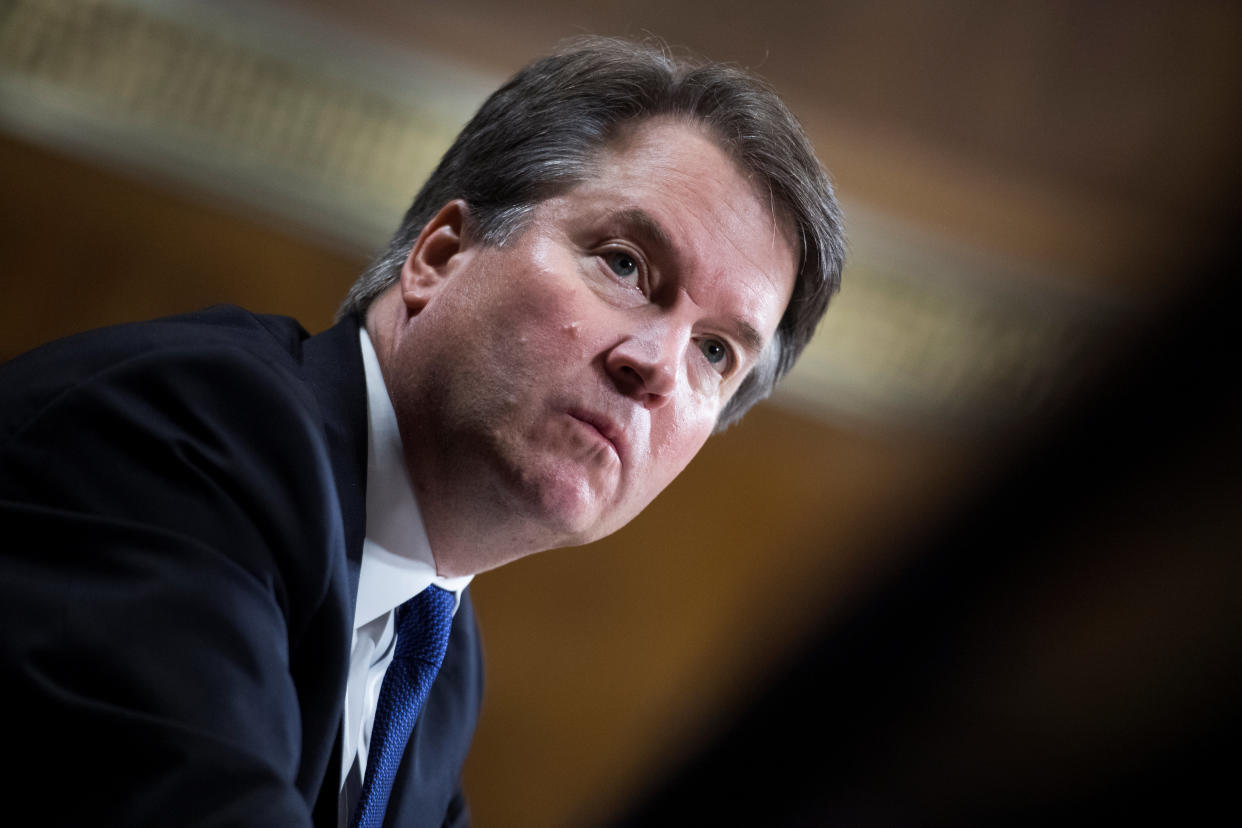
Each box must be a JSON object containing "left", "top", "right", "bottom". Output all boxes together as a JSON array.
[{"left": 354, "top": 326, "right": 472, "bottom": 630}]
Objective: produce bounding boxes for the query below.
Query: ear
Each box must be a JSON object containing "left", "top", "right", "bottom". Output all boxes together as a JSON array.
[{"left": 400, "top": 199, "right": 471, "bottom": 314}]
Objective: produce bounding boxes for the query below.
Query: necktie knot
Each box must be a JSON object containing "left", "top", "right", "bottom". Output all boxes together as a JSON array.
[{"left": 394, "top": 584, "right": 455, "bottom": 665}]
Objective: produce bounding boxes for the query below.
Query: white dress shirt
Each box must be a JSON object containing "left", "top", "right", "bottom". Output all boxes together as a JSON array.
[{"left": 341, "top": 328, "right": 472, "bottom": 789}]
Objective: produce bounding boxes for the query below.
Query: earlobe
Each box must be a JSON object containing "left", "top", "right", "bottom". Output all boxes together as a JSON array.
[{"left": 400, "top": 199, "right": 470, "bottom": 314}]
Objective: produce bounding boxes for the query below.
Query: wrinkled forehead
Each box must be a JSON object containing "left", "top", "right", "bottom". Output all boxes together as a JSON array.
[{"left": 595, "top": 115, "right": 799, "bottom": 258}]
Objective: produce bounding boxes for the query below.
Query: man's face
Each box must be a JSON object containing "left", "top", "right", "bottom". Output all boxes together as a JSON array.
[{"left": 388, "top": 118, "right": 797, "bottom": 572}]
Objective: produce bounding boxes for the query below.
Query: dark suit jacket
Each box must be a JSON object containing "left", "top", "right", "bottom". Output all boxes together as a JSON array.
[{"left": 0, "top": 306, "right": 484, "bottom": 827}]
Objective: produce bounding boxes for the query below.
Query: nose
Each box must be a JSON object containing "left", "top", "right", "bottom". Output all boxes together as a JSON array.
[{"left": 604, "top": 320, "right": 682, "bottom": 409}]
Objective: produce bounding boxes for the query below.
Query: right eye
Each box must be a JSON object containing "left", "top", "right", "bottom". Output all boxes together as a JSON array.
[{"left": 603, "top": 250, "right": 640, "bottom": 285}]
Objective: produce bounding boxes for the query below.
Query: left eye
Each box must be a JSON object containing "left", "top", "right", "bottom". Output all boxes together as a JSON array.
[
  {"left": 604, "top": 250, "right": 639, "bottom": 282},
  {"left": 699, "top": 338, "right": 730, "bottom": 370}
]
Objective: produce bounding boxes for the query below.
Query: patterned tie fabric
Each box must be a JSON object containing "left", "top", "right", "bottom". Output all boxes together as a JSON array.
[{"left": 352, "top": 584, "right": 456, "bottom": 828}]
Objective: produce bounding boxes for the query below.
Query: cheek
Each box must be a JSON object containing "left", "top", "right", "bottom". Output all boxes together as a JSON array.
[
  {"left": 517, "top": 281, "right": 603, "bottom": 361},
  {"left": 465, "top": 260, "right": 602, "bottom": 381},
  {"left": 647, "top": 405, "right": 716, "bottom": 481}
]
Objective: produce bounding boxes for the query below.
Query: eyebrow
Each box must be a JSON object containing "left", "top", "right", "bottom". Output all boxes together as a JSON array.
[
  {"left": 728, "top": 318, "right": 767, "bottom": 360},
  {"left": 606, "top": 207, "right": 770, "bottom": 363},
  {"left": 611, "top": 207, "right": 676, "bottom": 259}
]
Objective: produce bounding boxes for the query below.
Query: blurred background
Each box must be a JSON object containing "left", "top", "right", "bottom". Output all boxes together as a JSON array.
[{"left": 1, "top": 1, "right": 1238, "bottom": 824}]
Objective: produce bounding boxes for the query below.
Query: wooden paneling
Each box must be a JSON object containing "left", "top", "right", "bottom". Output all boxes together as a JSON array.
[{"left": 0, "top": 132, "right": 361, "bottom": 362}]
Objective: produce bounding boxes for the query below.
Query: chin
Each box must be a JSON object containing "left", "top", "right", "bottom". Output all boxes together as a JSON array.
[{"left": 517, "top": 467, "right": 619, "bottom": 548}]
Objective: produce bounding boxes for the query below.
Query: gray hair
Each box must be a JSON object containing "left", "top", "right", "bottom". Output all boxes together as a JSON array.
[{"left": 339, "top": 36, "right": 844, "bottom": 429}]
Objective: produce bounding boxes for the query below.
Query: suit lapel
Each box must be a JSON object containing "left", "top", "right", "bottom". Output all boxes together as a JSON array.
[
  {"left": 299, "top": 312, "right": 370, "bottom": 826},
  {"left": 301, "top": 313, "right": 369, "bottom": 605}
]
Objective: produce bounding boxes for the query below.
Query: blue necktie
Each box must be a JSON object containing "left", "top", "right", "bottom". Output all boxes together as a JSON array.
[{"left": 352, "top": 584, "right": 456, "bottom": 828}]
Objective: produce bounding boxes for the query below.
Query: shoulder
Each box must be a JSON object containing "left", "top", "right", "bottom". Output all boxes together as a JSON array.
[
  {"left": 0, "top": 306, "right": 344, "bottom": 617},
  {"left": 0, "top": 306, "right": 309, "bottom": 428},
  {"left": 0, "top": 308, "right": 357, "bottom": 823}
]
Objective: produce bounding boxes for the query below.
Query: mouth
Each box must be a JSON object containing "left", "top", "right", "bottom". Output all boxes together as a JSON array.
[{"left": 567, "top": 407, "right": 626, "bottom": 464}]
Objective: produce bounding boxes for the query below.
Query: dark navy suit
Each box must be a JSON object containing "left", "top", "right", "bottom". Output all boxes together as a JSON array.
[{"left": 0, "top": 306, "right": 483, "bottom": 827}]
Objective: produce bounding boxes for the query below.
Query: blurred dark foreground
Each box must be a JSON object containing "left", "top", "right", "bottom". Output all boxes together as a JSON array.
[{"left": 606, "top": 231, "right": 1242, "bottom": 826}]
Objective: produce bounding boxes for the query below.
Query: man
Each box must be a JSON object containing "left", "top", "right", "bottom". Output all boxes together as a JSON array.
[{"left": 0, "top": 36, "right": 843, "bottom": 826}]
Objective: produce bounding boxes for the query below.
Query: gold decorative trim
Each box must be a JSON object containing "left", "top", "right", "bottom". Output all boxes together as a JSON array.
[
  {"left": 0, "top": 0, "right": 491, "bottom": 248},
  {"left": 0, "top": 0, "right": 1129, "bottom": 429}
]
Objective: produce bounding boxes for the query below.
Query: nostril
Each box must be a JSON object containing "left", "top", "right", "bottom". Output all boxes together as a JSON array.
[{"left": 615, "top": 363, "right": 644, "bottom": 391}]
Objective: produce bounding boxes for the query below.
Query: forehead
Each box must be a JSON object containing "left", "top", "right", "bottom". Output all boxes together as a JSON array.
[
  {"left": 592, "top": 118, "right": 788, "bottom": 239},
  {"left": 562, "top": 119, "right": 798, "bottom": 332}
]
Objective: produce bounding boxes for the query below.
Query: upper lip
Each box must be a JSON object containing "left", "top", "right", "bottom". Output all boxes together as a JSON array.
[{"left": 568, "top": 407, "right": 628, "bottom": 463}]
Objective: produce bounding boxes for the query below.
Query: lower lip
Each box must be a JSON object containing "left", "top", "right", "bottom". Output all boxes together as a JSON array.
[{"left": 568, "top": 415, "right": 619, "bottom": 460}]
